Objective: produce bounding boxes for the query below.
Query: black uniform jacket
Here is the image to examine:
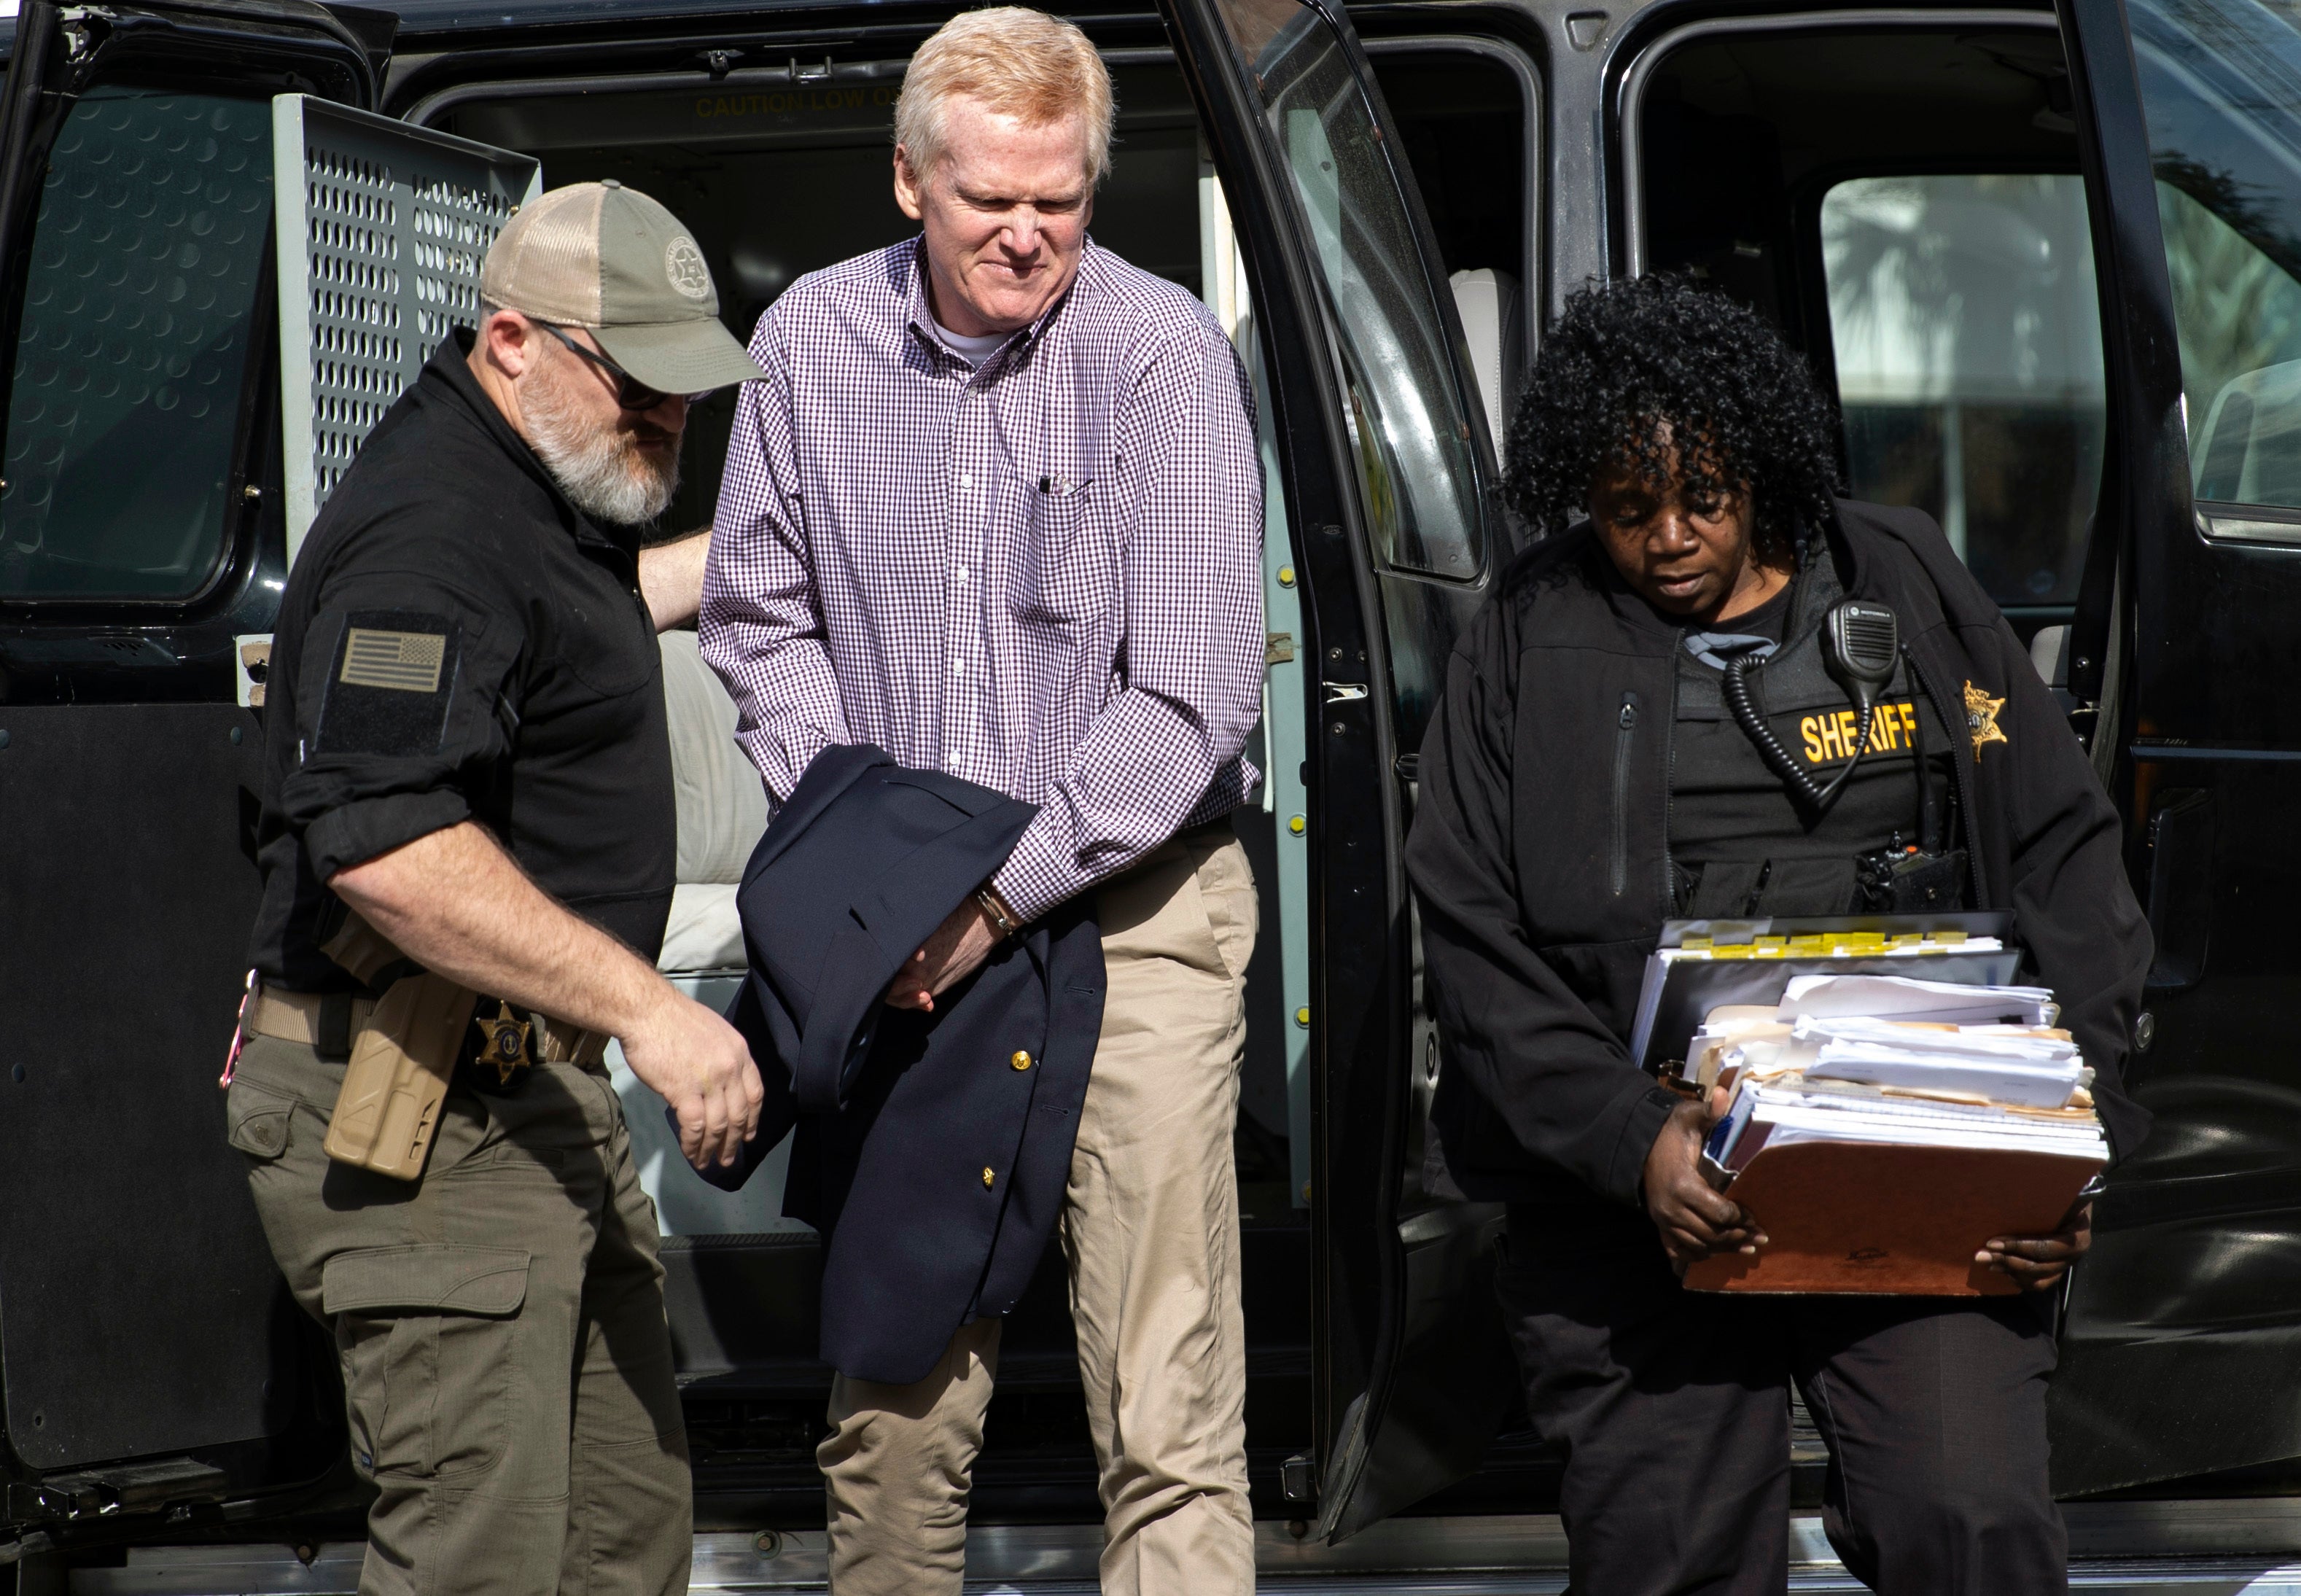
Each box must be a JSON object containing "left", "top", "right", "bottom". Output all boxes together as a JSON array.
[
  {"left": 249, "top": 332, "right": 674, "bottom": 986},
  {"left": 697, "top": 744, "right": 1105, "bottom": 1385},
  {"left": 1405, "top": 499, "right": 2153, "bottom": 1215}
]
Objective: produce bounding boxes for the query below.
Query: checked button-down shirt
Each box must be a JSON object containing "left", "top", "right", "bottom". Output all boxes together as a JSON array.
[{"left": 701, "top": 238, "right": 1265, "bottom": 921}]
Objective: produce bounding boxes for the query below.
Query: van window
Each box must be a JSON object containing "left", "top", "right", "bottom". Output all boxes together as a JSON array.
[
  {"left": 2126, "top": 0, "right": 2301, "bottom": 536},
  {"left": 1636, "top": 27, "right": 2102, "bottom": 623},
  {"left": 1819, "top": 173, "right": 2106, "bottom": 607},
  {"left": 0, "top": 88, "right": 273, "bottom": 599},
  {"left": 1208, "top": 0, "right": 1489, "bottom": 581}
]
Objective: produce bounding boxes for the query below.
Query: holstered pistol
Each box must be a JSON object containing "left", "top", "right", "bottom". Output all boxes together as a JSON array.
[{"left": 321, "top": 972, "right": 478, "bottom": 1181}]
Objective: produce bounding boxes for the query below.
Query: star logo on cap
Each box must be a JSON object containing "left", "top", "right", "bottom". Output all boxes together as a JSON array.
[
  {"left": 664, "top": 235, "right": 711, "bottom": 301},
  {"left": 1963, "top": 679, "right": 2007, "bottom": 762}
]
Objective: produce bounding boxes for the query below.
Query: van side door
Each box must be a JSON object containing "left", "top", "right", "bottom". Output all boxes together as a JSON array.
[
  {"left": 0, "top": 0, "right": 519, "bottom": 1547},
  {"left": 2047, "top": 0, "right": 2301, "bottom": 1497},
  {"left": 1156, "top": 0, "right": 1521, "bottom": 1540},
  {"left": 0, "top": 0, "right": 377, "bottom": 1538}
]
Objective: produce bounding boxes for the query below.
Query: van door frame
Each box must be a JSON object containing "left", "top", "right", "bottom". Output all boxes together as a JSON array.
[
  {"left": 1612, "top": 7, "right": 2066, "bottom": 278},
  {"left": 1159, "top": 0, "right": 1409, "bottom": 1514},
  {"left": 1158, "top": 0, "right": 1530, "bottom": 1538}
]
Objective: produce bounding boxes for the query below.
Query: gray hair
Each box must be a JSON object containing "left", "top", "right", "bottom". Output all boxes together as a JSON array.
[{"left": 895, "top": 8, "right": 1116, "bottom": 186}]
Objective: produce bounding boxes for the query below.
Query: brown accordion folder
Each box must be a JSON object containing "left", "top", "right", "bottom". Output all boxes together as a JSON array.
[{"left": 1683, "top": 1141, "right": 2105, "bottom": 1296}]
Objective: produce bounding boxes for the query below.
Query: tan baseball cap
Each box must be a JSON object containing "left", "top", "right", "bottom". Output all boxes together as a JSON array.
[{"left": 480, "top": 179, "right": 766, "bottom": 395}]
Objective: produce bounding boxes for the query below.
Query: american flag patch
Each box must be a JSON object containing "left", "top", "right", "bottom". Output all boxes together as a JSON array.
[{"left": 340, "top": 628, "right": 447, "bottom": 693}]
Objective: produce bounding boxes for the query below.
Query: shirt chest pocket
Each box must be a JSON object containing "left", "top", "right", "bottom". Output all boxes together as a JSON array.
[
  {"left": 1004, "top": 480, "right": 1116, "bottom": 627},
  {"left": 546, "top": 563, "right": 657, "bottom": 698}
]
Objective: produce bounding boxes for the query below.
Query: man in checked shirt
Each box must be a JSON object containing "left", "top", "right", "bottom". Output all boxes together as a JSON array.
[{"left": 699, "top": 9, "right": 1266, "bottom": 1595}]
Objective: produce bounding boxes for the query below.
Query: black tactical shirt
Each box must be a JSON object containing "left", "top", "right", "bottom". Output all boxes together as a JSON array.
[
  {"left": 247, "top": 332, "right": 675, "bottom": 991},
  {"left": 1670, "top": 548, "right": 1956, "bottom": 917}
]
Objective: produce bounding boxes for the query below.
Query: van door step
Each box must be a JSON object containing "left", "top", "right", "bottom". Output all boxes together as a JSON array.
[{"left": 53, "top": 1511, "right": 2301, "bottom": 1595}]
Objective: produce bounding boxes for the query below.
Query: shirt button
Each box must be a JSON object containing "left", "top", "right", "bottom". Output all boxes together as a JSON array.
[
  {"left": 959, "top": 472, "right": 973, "bottom": 490},
  {"left": 952, "top": 658, "right": 965, "bottom": 677},
  {"left": 955, "top": 564, "right": 969, "bottom": 584}
]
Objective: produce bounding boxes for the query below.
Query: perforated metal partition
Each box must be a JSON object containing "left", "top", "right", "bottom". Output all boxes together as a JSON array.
[{"left": 273, "top": 96, "right": 542, "bottom": 561}]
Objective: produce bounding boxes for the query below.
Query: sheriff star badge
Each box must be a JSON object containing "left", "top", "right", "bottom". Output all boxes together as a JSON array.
[{"left": 1963, "top": 680, "right": 2008, "bottom": 763}]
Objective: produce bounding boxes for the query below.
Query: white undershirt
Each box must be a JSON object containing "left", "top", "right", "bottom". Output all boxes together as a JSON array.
[{"left": 933, "top": 316, "right": 1011, "bottom": 367}]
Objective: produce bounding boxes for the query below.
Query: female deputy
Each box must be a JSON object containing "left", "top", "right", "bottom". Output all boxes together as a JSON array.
[{"left": 1406, "top": 276, "right": 2152, "bottom": 1595}]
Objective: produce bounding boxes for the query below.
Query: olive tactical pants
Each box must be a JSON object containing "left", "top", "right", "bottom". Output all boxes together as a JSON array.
[{"left": 225, "top": 1035, "right": 693, "bottom": 1596}]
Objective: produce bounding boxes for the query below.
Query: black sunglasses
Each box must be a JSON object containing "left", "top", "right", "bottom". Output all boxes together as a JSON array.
[{"left": 533, "top": 320, "right": 689, "bottom": 411}]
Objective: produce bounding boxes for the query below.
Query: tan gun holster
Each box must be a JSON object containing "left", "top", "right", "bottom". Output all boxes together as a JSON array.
[
  {"left": 316, "top": 911, "right": 475, "bottom": 1181},
  {"left": 318, "top": 973, "right": 480, "bottom": 1180},
  {"left": 240, "top": 914, "right": 601, "bottom": 1180}
]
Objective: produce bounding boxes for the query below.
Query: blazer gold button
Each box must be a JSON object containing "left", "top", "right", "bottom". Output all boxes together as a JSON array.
[
  {"left": 1011, "top": 1050, "right": 1032, "bottom": 1071},
  {"left": 981, "top": 1167, "right": 995, "bottom": 1189}
]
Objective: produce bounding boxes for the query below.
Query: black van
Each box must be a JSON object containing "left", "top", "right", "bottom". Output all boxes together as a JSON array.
[{"left": 1, "top": 0, "right": 2297, "bottom": 1579}]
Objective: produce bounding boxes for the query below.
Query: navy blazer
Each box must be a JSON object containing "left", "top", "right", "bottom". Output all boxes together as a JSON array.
[{"left": 688, "top": 744, "right": 1105, "bottom": 1385}]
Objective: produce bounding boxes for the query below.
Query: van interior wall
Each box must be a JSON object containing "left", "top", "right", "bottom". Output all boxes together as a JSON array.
[{"left": 1636, "top": 28, "right": 2101, "bottom": 634}]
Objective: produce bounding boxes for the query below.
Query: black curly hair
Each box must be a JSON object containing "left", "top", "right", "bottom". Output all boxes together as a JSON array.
[{"left": 1505, "top": 274, "right": 1845, "bottom": 568}]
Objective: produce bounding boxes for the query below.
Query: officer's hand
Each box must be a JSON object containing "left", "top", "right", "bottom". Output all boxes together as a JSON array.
[
  {"left": 884, "top": 898, "right": 1002, "bottom": 1011},
  {"left": 621, "top": 990, "right": 765, "bottom": 1170},
  {"left": 1643, "top": 1089, "right": 1764, "bottom": 1273},
  {"left": 1980, "top": 1199, "right": 2091, "bottom": 1292}
]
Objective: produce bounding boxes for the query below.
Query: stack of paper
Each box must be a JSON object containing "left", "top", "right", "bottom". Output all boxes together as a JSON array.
[
  {"left": 1627, "top": 917, "right": 2023, "bottom": 1072},
  {"left": 1681, "top": 973, "right": 2107, "bottom": 1297},
  {"left": 1778, "top": 973, "right": 2055, "bottom": 1026}
]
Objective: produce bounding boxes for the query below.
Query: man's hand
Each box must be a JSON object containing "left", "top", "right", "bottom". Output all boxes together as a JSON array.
[
  {"left": 1643, "top": 1088, "right": 1765, "bottom": 1272},
  {"left": 332, "top": 821, "right": 765, "bottom": 1171},
  {"left": 1979, "top": 1199, "right": 2091, "bottom": 1292},
  {"left": 884, "top": 896, "right": 1004, "bottom": 1011},
  {"left": 618, "top": 987, "right": 766, "bottom": 1171}
]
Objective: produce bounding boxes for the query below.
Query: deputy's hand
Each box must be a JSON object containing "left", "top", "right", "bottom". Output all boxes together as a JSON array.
[
  {"left": 884, "top": 897, "right": 1003, "bottom": 1011},
  {"left": 1643, "top": 1088, "right": 1765, "bottom": 1273},
  {"left": 1979, "top": 1199, "right": 2091, "bottom": 1292},
  {"left": 620, "top": 989, "right": 765, "bottom": 1170}
]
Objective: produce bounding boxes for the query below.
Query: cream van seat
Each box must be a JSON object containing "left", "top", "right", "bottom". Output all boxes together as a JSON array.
[{"left": 656, "top": 629, "right": 768, "bottom": 973}]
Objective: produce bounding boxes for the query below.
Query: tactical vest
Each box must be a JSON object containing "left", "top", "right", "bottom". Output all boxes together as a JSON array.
[{"left": 1671, "top": 560, "right": 1958, "bottom": 918}]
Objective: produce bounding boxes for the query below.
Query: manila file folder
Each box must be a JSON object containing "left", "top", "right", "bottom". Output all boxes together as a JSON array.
[{"left": 1683, "top": 1140, "right": 2104, "bottom": 1296}]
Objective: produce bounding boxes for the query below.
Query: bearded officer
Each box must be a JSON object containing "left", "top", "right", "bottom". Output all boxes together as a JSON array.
[{"left": 222, "top": 181, "right": 766, "bottom": 1596}]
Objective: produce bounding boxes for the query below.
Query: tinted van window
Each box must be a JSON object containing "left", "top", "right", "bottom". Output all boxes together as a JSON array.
[
  {"left": 1821, "top": 173, "right": 2106, "bottom": 607},
  {"left": 0, "top": 88, "right": 273, "bottom": 599},
  {"left": 2128, "top": 0, "right": 2301, "bottom": 538},
  {"left": 1207, "top": 0, "right": 1490, "bottom": 583}
]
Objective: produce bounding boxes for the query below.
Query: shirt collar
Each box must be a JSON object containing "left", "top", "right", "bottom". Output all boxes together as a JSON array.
[{"left": 901, "top": 235, "right": 1089, "bottom": 373}]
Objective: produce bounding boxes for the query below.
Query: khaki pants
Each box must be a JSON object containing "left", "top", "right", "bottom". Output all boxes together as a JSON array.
[
  {"left": 820, "top": 830, "right": 1258, "bottom": 1596},
  {"left": 225, "top": 1035, "right": 693, "bottom": 1596}
]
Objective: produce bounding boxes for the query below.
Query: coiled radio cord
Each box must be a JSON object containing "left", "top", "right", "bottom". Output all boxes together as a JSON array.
[{"left": 1722, "top": 651, "right": 1878, "bottom": 818}]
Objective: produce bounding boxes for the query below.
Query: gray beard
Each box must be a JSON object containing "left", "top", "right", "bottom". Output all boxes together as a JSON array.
[{"left": 523, "top": 360, "right": 681, "bottom": 525}]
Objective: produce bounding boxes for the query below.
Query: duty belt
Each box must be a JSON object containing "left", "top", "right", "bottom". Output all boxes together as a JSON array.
[{"left": 242, "top": 986, "right": 607, "bottom": 1070}]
